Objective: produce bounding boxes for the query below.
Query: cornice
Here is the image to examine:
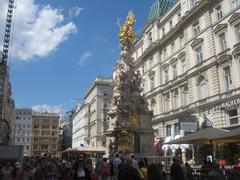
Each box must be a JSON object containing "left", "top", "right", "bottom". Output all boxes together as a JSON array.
[
  {"left": 213, "top": 23, "right": 228, "bottom": 34},
  {"left": 229, "top": 12, "right": 240, "bottom": 24}
]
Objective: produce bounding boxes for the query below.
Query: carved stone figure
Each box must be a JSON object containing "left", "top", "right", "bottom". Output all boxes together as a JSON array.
[{"left": 107, "top": 11, "right": 154, "bottom": 157}]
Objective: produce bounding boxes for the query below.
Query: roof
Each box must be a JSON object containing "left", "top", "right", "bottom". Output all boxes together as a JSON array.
[{"left": 148, "top": 0, "right": 177, "bottom": 21}]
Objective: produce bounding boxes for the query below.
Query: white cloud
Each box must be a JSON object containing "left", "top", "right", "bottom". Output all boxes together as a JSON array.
[
  {"left": 69, "top": 7, "right": 84, "bottom": 18},
  {"left": 32, "top": 104, "right": 62, "bottom": 114},
  {"left": 0, "top": 0, "right": 77, "bottom": 61},
  {"left": 78, "top": 52, "right": 93, "bottom": 65}
]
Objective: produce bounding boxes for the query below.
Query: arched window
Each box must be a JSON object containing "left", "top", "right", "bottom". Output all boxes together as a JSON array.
[{"left": 198, "top": 76, "right": 207, "bottom": 99}]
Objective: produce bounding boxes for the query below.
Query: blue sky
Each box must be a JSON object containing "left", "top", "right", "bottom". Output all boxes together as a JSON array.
[{"left": 0, "top": 0, "right": 154, "bottom": 114}]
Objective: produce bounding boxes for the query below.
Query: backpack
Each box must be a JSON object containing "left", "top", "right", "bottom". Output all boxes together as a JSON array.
[{"left": 102, "top": 162, "right": 110, "bottom": 176}]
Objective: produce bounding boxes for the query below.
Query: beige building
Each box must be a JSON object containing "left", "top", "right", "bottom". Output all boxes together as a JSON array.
[
  {"left": 72, "top": 77, "right": 113, "bottom": 151},
  {"left": 32, "top": 111, "right": 59, "bottom": 156},
  {"left": 133, "top": 0, "right": 240, "bottom": 155}
]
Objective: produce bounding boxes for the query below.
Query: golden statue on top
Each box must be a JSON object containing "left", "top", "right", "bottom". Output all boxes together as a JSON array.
[{"left": 118, "top": 11, "right": 136, "bottom": 48}]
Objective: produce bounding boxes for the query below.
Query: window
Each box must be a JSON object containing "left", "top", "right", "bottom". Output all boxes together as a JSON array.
[
  {"left": 198, "top": 76, "right": 207, "bottom": 99},
  {"left": 182, "top": 85, "right": 188, "bottom": 106},
  {"left": 235, "top": 23, "right": 240, "bottom": 43},
  {"left": 163, "top": 48, "right": 167, "bottom": 59},
  {"left": 148, "top": 31, "right": 152, "bottom": 43},
  {"left": 150, "top": 99, "right": 156, "bottom": 113},
  {"left": 181, "top": 59, "right": 187, "bottom": 73},
  {"left": 164, "top": 93, "right": 170, "bottom": 111},
  {"left": 174, "top": 123, "right": 180, "bottom": 136},
  {"left": 173, "top": 89, "right": 179, "bottom": 109},
  {"left": 150, "top": 76, "right": 155, "bottom": 90},
  {"left": 228, "top": 109, "right": 238, "bottom": 125},
  {"left": 215, "top": 5, "right": 223, "bottom": 20},
  {"left": 142, "top": 65, "right": 145, "bottom": 74},
  {"left": 162, "top": 28, "right": 165, "bottom": 36},
  {"left": 180, "top": 36, "right": 184, "bottom": 47},
  {"left": 232, "top": 0, "right": 240, "bottom": 8},
  {"left": 195, "top": 47, "right": 203, "bottom": 64},
  {"left": 193, "top": 21, "right": 200, "bottom": 36},
  {"left": 149, "top": 57, "right": 153, "bottom": 68},
  {"left": 219, "top": 33, "right": 227, "bottom": 51},
  {"left": 171, "top": 42, "right": 175, "bottom": 54},
  {"left": 172, "top": 64, "right": 177, "bottom": 78},
  {"left": 223, "top": 66, "right": 232, "bottom": 91},
  {"left": 164, "top": 69, "right": 169, "bottom": 83},
  {"left": 190, "top": 0, "right": 197, "bottom": 8},
  {"left": 169, "top": 20, "right": 173, "bottom": 29},
  {"left": 178, "top": 13, "right": 181, "bottom": 22},
  {"left": 166, "top": 125, "right": 171, "bottom": 137}
]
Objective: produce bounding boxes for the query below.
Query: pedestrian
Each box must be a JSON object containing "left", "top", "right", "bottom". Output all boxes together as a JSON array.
[
  {"left": 184, "top": 163, "right": 194, "bottom": 180},
  {"left": 10, "top": 162, "right": 23, "bottom": 180},
  {"left": 101, "top": 158, "right": 110, "bottom": 180},
  {"left": 137, "top": 160, "right": 147, "bottom": 180},
  {"left": 131, "top": 154, "right": 139, "bottom": 169},
  {"left": 170, "top": 158, "right": 185, "bottom": 180},
  {"left": 147, "top": 163, "right": 163, "bottom": 180},
  {"left": 0, "top": 161, "right": 13, "bottom": 180},
  {"left": 118, "top": 158, "right": 140, "bottom": 180},
  {"left": 71, "top": 159, "right": 91, "bottom": 180},
  {"left": 112, "top": 154, "right": 122, "bottom": 179},
  {"left": 95, "top": 156, "right": 103, "bottom": 179}
]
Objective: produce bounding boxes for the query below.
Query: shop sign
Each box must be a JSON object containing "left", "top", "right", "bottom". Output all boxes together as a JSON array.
[{"left": 213, "top": 97, "right": 240, "bottom": 111}]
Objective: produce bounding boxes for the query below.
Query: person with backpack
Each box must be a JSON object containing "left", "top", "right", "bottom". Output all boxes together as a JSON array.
[{"left": 101, "top": 158, "right": 110, "bottom": 180}]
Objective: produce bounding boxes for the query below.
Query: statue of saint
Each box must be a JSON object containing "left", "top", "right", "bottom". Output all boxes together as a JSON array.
[{"left": 118, "top": 11, "right": 136, "bottom": 48}]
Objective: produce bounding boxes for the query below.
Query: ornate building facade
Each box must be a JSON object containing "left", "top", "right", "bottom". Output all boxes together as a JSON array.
[
  {"left": 0, "top": 58, "right": 15, "bottom": 145},
  {"left": 132, "top": 0, "right": 240, "bottom": 155},
  {"left": 32, "top": 111, "right": 59, "bottom": 156},
  {"left": 72, "top": 77, "right": 113, "bottom": 150}
]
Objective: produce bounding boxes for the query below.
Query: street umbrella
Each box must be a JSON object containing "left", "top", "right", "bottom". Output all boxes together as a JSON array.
[
  {"left": 166, "top": 127, "right": 229, "bottom": 145},
  {"left": 212, "top": 127, "right": 240, "bottom": 144}
]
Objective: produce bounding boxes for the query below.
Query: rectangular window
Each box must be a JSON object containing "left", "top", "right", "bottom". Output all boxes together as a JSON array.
[
  {"left": 169, "top": 20, "right": 173, "bottom": 29},
  {"left": 171, "top": 42, "right": 175, "bottom": 54},
  {"left": 195, "top": 47, "right": 203, "bottom": 64},
  {"left": 172, "top": 64, "right": 177, "bottom": 78},
  {"left": 162, "top": 28, "right": 165, "bottom": 36},
  {"left": 148, "top": 32, "right": 152, "bottom": 43},
  {"left": 228, "top": 109, "right": 238, "bottom": 125},
  {"left": 164, "top": 69, "right": 169, "bottom": 83},
  {"left": 219, "top": 33, "right": 227, "bottom": 51},
  {"left": 164, "top": 94, "right": 170, "bottom": 111},
  {"left": 181, "top": 59, "right": 187, "bottom": 73},
  {"left": 190, "top": 0, "right": 197, "bottom": 8},
  {"left": 182, "top": 85, "right": 188, "bottom": 106},
  {"left": 193, "top": 21, "right": 200, "bottom": 36},
  {"left": 232, "top": 0, "right": 240, "bottom": 8},
  {"left": 178, "top": 13, "right": 181, "bottom": 22},
  {"left": 173, "top": 90, "right": 179, "bottom": 109},
  {"left": 166, "top": 125, "right": 171, "bottom": 137},
  {"left": 235, "top": 23, "right": 240, "bottom": 43},
  {"left": 150, "top": 76, "right": 155, "bottom": 90},
  {"left": 149, "top": 57, "right": 153, "bottom": 68},
  {"left": 180, "top": 36, "right": 184, "bottom": 47},
  {"left": 174, "top": 123, "right": 180, "bottom": 136},
  {"left": 163, "top": 48, "right": 167, "bottom": 59},
  {"left": 223, "top": 66, "right": 232, "bottom": 91},
  {"left": 215, "top": 5, "right": 223, "bottom": 20}
]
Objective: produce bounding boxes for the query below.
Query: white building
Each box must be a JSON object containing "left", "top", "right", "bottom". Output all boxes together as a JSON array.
[
  {"left": 132, "top": 0, "right": 240, "bottom": 156},
  {"left": 12, "top": 109, "right": 32, "bottom": 156},
  {"left": 72, "top": 77, "right": 113, "bottom": 150}
]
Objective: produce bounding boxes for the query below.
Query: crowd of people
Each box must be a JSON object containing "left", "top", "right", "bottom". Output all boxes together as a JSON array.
[{"left": 0, "top": 154, "right": 240, "bottom": 180}]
